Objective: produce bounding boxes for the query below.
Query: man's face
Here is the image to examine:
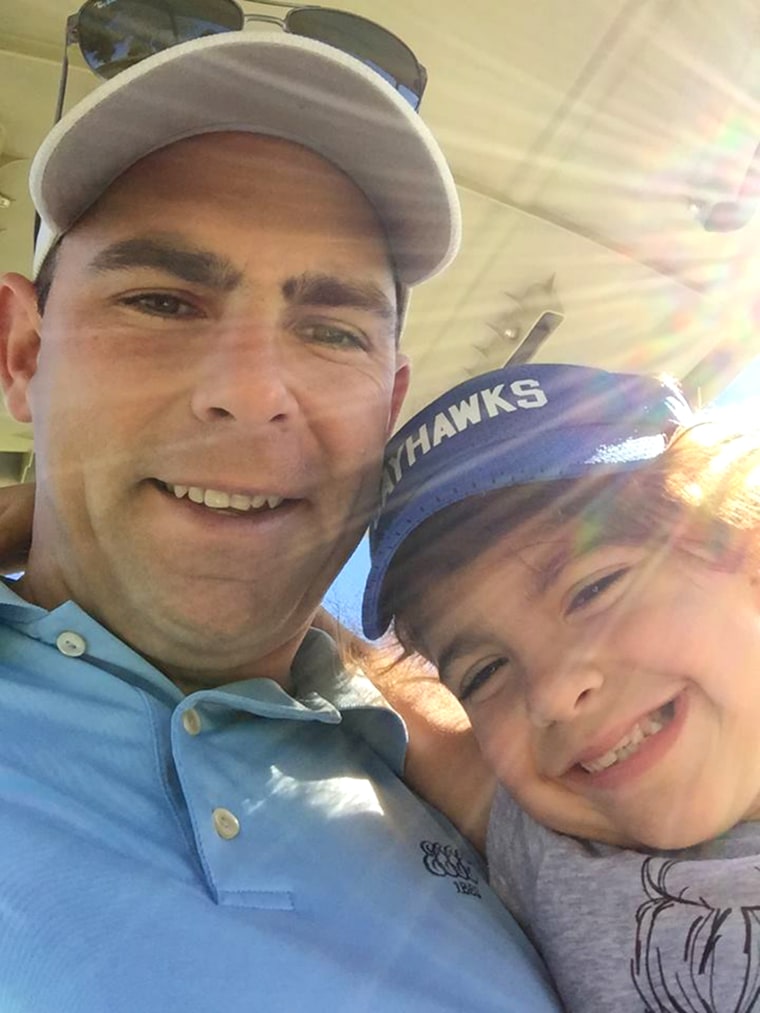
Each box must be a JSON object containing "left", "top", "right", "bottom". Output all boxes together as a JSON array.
[
  {"left": 406, "top": 514, "right": 760, "bottom": 850},
  {"left": 2, "top": 133, "right": 408, "bottom": 685}
]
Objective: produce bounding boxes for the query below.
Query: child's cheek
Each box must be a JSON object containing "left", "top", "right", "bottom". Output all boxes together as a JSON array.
[{"left": 475, "top": 711, "right": 533, "bottom": 789}]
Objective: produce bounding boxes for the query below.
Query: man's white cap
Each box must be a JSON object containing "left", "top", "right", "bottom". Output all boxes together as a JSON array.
[{"left": 30, "top": 30, "right": 461, "bottom": 288}]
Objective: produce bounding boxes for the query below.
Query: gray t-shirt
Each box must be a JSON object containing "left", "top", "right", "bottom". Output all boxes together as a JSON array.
[{"left": 487, "top": 784, "right": 760, "bottom": 1012}]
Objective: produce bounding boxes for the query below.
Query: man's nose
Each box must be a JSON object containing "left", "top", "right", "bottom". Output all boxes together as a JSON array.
[
  {"left": 189, "top": 322, "right": 299, "bottom": 426},
  {"left": 525, "top": 650, "right": 605, "bottom": 729}
]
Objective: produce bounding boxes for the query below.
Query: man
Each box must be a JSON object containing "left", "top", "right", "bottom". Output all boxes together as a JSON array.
[{"left": 0, "top": 24, "right": 559, "bottom": 1012}]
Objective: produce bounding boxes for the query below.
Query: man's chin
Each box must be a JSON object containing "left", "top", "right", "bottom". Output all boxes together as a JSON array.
[{"left": 111, "top": 583, "right": 313, "bottom": 690}]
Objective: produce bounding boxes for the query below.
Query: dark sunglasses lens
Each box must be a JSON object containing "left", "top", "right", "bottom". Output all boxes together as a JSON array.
[
  {"left": 284, "top": 9, "right": 425, "bottom": 110},
  {"left": 77, "top": 0, "right": 243, "bottom": 79}
]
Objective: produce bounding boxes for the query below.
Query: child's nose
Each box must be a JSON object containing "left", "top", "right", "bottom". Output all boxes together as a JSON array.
[{"left": 525, "top": 653, "right": 605, "bottom": 728}]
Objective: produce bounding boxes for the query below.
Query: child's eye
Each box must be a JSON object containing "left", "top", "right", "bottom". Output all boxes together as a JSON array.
[
  {"left": 458, "top": 657, "right": 509, "bottom": 703},
  {"left": 566, "top": 567, "right": 630, "bottom": 615}
]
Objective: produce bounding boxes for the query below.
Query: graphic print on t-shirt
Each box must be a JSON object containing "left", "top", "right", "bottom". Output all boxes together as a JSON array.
[{"left": 631, "top": 857, "right": 760, "bottom": 1011}]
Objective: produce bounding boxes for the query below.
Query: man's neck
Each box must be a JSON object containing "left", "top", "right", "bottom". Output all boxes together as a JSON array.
[{"left": 15, "top": 555, "right": 311, "bottom": 696}]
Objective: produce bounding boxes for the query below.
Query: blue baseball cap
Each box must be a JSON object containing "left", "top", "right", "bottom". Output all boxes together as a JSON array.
[{"left": 362, "top": 363, "right": 693, "bottom": 639}]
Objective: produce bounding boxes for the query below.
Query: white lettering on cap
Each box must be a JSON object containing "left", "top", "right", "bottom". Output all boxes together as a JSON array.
[{"left": 376, "top": 379, "right": 548, "bottom": 516}]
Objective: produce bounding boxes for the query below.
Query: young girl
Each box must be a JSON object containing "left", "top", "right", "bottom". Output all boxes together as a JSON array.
[{"left": 362, "top": 362, "right": 760, "bottom": 1012}]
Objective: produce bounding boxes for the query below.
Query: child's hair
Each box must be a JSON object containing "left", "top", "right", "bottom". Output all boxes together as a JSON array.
[{"left": 382, "top": 420, "right": 760, "bottom": 653}]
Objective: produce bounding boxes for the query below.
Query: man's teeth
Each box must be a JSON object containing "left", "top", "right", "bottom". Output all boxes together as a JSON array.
[
  {"left": 166, "top": 484, "right": 284, "bottom": 512},
  {"left": 580, "top": 703, "right": 674, "bottom": 774}
]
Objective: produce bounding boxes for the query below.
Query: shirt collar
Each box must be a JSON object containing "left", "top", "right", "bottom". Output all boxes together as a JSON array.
[{"left": 0, "top": 583, "right": 407, "bottom": 771}]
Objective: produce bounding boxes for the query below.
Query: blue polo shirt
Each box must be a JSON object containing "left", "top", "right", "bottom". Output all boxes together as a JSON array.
[{"left": 0, "top": 581, "right": 560, "bottom": 1011}]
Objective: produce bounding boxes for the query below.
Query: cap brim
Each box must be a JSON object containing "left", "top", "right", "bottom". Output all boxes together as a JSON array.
[{"left": 31, "top": 31, "right": 460, "bottom": 285}]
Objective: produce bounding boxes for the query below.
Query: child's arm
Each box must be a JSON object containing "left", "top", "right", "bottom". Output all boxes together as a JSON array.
[{"left": 313, "top": 608, "right": 495, "bottom": 853}]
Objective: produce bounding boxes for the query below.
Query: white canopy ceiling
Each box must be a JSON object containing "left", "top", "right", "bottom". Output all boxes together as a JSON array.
[{"left": 1, "top": 0, "right": 758, "bottom": 476}]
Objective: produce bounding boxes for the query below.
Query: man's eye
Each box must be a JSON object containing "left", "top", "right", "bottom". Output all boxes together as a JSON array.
[
  {"left": 566, "top": 567, "right": 629, "bottom": 615},
  {"left": 458, "top": 657, "right": 509, "bottom": 703},
  {"left": 301, "top": 322, "right": 367, "bottom": 350},
  {"left": 120, "top": 293, "right": 199, "bottom": 318}
]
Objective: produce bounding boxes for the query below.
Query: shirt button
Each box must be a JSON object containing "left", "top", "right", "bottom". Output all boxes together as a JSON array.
[
  {"left": 181, "top": 709, "right": 202, "bottom": 736},
  {"left": 56, "top": 631, "right": 87, "bottom": 657},
  {"left": 212, "top": 808, "right": 241, "bottom": 840}
]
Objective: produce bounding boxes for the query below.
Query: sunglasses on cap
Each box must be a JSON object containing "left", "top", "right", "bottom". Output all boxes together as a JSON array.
[{"left": 52, "top": 0, "right": 428, "bottom": 123}]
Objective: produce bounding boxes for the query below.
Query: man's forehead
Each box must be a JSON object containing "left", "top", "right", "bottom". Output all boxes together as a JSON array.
[
  {"left": 99, "top": 131, "right": 375, "bottom": 210},
  {"left": 68, "top": 131, "right": 392, "bottom": 265},
  {"left": 135, "top": 131, "right": 337, "bottom": 171}
]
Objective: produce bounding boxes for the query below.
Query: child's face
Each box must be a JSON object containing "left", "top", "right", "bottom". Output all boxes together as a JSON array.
[{"left": 403, "top": 514, "right": 760, "bottom": 849}]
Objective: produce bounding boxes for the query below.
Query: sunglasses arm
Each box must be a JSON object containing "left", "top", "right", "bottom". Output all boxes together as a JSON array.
[{"left": 52, "top": 14, "right": 80, "bottom": 126}]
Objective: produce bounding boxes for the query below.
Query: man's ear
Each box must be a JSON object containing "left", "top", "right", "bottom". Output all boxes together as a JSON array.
[
  {"left": 0, "top": 273, "right": 42, "bottom": 424},
  {"left": 388, "top": 353, "right": 410, "bottom": 436}
]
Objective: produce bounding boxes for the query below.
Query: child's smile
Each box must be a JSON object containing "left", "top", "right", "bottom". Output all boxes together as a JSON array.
[
  {"left": 564, "top": 693, "right": 685, "bottom": 791},
  {"left": 575, "top": 697, "right": 676, "bottom": 775}
]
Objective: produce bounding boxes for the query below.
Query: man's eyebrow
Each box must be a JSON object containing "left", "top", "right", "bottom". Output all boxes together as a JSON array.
[
  {"left": 282, "top": 272, "right": 396, "bottom": 322},
  {"left": 88, "top": 237, "right": 243, "bottom": 292}
]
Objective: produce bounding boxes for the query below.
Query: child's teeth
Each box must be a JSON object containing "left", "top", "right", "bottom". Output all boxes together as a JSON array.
[{"left": 581, "top": 704, "right": 672, "bottom": 774}]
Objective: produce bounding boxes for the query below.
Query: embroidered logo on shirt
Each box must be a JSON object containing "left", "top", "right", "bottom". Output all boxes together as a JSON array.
[{"left": 419, "top": 840, "right": 482, "bottom": 897}]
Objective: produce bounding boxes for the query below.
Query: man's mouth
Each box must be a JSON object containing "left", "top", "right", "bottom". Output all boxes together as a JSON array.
[
  {"left": 161, "top": 481, "right": 285, "bottom": 514},
  {"left": 579, "top": 700, "right": 676, "bottom": 774}
]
